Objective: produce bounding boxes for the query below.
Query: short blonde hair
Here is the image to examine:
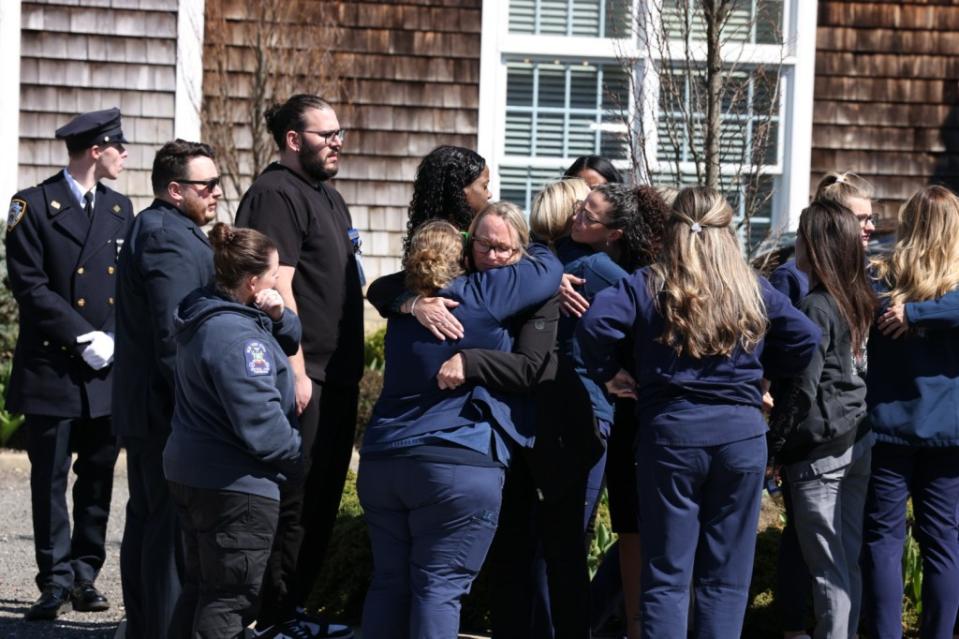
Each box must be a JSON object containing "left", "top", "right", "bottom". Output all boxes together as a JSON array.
[
  {"left": 403, "top": 220, "right": 466, "bottom": 295},
  {"left": 530, "top": 178, "right": 590, "bottom": 244},
  {"left": 815, "top": 171, "right": 873, "bottom": 209},
  {"left": 468, "top": 201, "right": 530, "bottom": 255}
]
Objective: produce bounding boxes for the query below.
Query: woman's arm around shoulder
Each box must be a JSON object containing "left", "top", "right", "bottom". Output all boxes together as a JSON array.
[
  {"left": 366, "top": 270, "right": 411, "bottom": 318},
  {"left": 452, "top": 296, "right": 560, "bottom": 393},
  {"left": 575, "top": 269, "right": 646, "bottom": 385},
  {"left": 759, "top": 277, "right": 822, "bottom": 379},
  {"left": 474, "top": 243, "right": 563, "bottom": 322}
]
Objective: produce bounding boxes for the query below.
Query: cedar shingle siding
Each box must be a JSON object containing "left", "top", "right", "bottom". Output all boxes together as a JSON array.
[
  {"left": 18, "top": 0, "right": 179, "bottom": 212},
  {"left": 203, "top": 0, "right": 482, "bottom": 287},
  {"left": 813, "top": 1, "right": 959, "bottom": 219},
  {"left": 336, "top": 0, "right": 481, "bottom": 282}
]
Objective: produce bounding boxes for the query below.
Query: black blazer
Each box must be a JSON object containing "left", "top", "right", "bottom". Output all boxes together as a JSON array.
[
  {"left": 112, "top": 199, "right": 214, "bottom": 439},
  {"left": 5, "top": 171, "right": 132, "bottom": 418}
]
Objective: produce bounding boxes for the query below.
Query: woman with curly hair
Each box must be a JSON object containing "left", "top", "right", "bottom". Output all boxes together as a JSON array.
[
  {"left": 403, "top": 145, "right": 490, "bottom": 254},
  {"left": 480, "top": 179, "right": 668, "bottom": 639},
  {"left": 359, "top": 210, "right": 562, "bottom": 638},
  {"left": 577, "top": 187, "right": 821, "bottom": 639}
]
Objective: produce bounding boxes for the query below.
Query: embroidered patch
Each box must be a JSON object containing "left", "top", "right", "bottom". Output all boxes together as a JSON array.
[
  {"left": 244, "top": 340, "right": 271, "bottom": 376},
  {"left": 7, "top": 199, "right": 26, "bottom": 232}
]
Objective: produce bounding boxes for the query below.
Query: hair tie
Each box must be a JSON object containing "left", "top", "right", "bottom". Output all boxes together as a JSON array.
[
  {"left": 690, "top": 222, "right": 702, "bottom": 234},
  {"left": 834, "top": 174, "right": 847, "bottom": 185}
]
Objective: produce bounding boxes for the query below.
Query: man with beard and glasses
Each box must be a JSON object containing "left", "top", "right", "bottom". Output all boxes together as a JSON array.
[
  {"left": 235, "top": 95, "right": 362, "bottom": 639},
  {"left": 113, "top": 140, "right": 221, "bottom": 639}
]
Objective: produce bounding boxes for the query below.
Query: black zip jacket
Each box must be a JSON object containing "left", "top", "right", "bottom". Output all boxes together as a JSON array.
[{"left": 769, "top": 289, "right": 869, "bottom": 466}]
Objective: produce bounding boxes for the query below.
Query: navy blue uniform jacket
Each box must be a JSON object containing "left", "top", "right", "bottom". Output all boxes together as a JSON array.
[
  {"left": 113, "top": 200, "right": 214, "bottom": 439},
  {"left": 362, "top": 244, "right": 562, "bottom": 463},
  {"left": 163, "top": 287, "right": 303, "bottom": 500},
  {"left": 577, "top": 268, "right": 821, "bottom": 446},
  {"left": 5, "top": 171, "right": 133, "bottom": 418},
  {"left": 867, "top": 284, "right": 959, "bottom": 446},
  {"left": 768, "top": 258, "right": 809, "bottom": 306}
]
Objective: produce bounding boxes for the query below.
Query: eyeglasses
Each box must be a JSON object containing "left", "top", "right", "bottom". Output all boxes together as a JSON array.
[
  {"left": 299, "top": 129, "right": 346, "bottom": 144},
  {"left": 473, "top": 237, "right": 518, "bottom": 257},
  {"left": 574, "top": 200, "right": 609, "bottom": 227},
  {"left": 175, "top": 177, "right": 221, "bottom": 191}
]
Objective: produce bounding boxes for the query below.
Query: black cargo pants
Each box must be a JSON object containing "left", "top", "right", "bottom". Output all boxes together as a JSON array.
[{"left": 168, "top": 482, "right": 278, "bottom": 639}]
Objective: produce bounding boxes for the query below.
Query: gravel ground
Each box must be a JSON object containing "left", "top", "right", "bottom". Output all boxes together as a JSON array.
[{"left": 0, "top": 450, "right": 125, "bottom": 639}]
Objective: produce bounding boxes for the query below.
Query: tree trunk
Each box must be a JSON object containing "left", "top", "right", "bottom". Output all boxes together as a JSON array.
[{"left": 702, "top": 0, "right": 726, "bottom": 191}]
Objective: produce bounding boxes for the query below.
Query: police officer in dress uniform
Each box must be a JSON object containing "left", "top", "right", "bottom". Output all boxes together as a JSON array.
[{"left": 5, "top": 108, "right": 133, "bottom": 621}]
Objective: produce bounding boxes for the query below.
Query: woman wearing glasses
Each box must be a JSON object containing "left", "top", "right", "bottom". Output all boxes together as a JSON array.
[{"left": 358, "top": 205, "right": 562, "bottom": 638}]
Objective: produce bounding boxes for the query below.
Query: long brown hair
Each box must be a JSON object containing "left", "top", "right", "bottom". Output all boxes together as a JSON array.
[
  {"left": 797, "top": 200, "right": 877, "bottom": 356},
  {"left": 873, "top": 185, "right": 959, "bottom": 305},
  {"left": 648, "top": 187, "right": 767, "bottom": 358}
]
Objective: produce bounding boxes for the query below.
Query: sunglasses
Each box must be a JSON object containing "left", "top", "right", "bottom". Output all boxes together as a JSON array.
[{"left": 175, "top": 177, "right": 221, "bottom": 191}]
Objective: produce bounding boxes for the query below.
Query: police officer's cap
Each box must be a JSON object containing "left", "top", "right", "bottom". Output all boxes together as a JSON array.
[{"left": 55, "top": 107, "right": 128, "bottom": 153}]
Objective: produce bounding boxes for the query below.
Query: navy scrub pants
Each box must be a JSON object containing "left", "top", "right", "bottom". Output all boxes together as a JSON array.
[
  {"left": 862, "top": 442, "right": 959, "bottom": 639},
  {"left": 637, "top": 435, "right": 766, "bottom": 639},
  {"left": 358, "top": 456, "right": 504, "bottom": 639}
]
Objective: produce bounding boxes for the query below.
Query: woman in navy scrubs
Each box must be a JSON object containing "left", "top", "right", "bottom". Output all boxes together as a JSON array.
[
  {"left": 862, "top": 185, "right": 959, "bottom": 639},
  {"left": 577, "top": 187, "right": 820, "bottom": 639},
  {"left": 358, "top": 205, "right": 562, "bottom": 639}
]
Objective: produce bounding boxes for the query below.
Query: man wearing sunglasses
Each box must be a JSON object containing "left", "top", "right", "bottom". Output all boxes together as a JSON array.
[
  {"left": 235, "top": 95, "right": 361, "bottom": 639},
  {"left": 6, "top": 107, "right": 133, "bottom": 621},
  {"left": 113, "top": 139, "right": 222, "bottom": 639}
]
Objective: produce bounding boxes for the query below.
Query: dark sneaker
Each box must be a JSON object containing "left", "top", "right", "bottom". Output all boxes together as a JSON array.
[
  {"left": 25, "top": 584, "right": 72, "bottom": 621},
  {"left": 71, "top": 582, "right": 110, "bottom": 612}
]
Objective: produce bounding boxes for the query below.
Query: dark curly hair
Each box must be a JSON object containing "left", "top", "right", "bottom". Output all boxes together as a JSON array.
[
  {"left": 404, "top": 145, "right": 486, "bottom": 254},
  {"left": 595, "top": 184, "right": 668, "bottom": 272}
]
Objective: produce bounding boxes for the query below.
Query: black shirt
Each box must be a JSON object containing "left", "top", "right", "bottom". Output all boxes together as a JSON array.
[{"left": 235, "top": 163, "right": 364, "bottom": 385}]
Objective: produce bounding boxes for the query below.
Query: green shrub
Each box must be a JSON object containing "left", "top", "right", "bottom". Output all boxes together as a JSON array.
[
  {"left": 306, "top": 470, "right": 372, "bottom": 621},
  {"left": 0, "top": 358, "right": 23, "bottom": 447},
  {"left": 364, "top": 327, "right": 386, "bottom": 370}
]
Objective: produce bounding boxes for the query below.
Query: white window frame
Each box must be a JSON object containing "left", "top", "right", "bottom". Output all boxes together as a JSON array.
[{"left": 478, "top": 0, "right": 818, "bottom": 233}]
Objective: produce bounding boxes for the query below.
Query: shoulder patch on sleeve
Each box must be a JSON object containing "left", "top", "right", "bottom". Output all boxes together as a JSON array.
[
  {"left": 7, "top": 199, "right": 26, "bottom": 232},
  {"left": 244, "top": 339, "right": 273, "bottom": 376}
]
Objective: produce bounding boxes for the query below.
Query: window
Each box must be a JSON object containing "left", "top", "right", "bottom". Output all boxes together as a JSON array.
[
  {"left": 479, "top": 0, "right": 816, "bottom": 247},
  {"left": 509, "top": 0, "right": 632, "bottom": 38}
]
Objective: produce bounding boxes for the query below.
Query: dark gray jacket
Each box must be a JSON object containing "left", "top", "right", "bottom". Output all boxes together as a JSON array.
[
  {"left": 162, "top": 287, "right": 303, "bottom": 500},
  {"left": 769, "top": 289, "right": 868, "bottom": 465}
]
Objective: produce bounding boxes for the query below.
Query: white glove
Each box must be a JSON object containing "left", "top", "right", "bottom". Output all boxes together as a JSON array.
[{"left": 76, "top": 331, "right": 115, "bottom": 370}]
